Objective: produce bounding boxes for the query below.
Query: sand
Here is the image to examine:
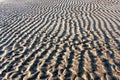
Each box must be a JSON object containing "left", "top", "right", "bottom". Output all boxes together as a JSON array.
[{"left": 0, "top": 0, "right": 120, "bottom": 79}]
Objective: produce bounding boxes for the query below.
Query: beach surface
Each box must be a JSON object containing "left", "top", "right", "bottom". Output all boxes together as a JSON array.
[{"left": 0, "top": 0, "right": 120, "bottom": 79}]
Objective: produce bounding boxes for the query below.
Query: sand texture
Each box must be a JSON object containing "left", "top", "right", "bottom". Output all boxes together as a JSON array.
[{"left": 0, "top": 0, "right": 120, "bottom": 79}]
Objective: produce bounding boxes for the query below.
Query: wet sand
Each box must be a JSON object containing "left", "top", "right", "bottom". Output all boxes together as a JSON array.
[{"left": 0, "top": 0, "right": 120, "bottom": 79}]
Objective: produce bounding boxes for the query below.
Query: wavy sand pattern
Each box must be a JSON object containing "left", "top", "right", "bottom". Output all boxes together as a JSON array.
[{"left": 0, "top": 0, "right": 120, "bottom": 79}]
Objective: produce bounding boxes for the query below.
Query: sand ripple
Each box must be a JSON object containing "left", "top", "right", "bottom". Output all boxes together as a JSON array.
[{"left": 0, "top": 0, "right": 120, "bottom": 79}]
